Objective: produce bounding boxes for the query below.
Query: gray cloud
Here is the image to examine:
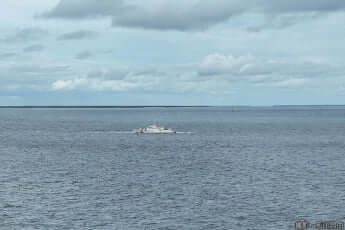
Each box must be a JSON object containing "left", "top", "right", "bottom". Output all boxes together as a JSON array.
[
  {"left": 42, "top": 0, "right": 245, "bottom": 31},
  {"left": 0, "top": 64, "right": 71, "bottom": 93},
  {"left": 0, "top": 52, "right": 17, "bottom": 59},
  {"left": 247, "top": 12, "right": 323, "bottom": 32},
  {"left": 58, "top": 30, "right": 98, "bottom": 40},
  {"left": 23, "top": 44, "right": 45, "bottom": 53},
  {"left": 0, "top": 28, "right": 49, "bottom": 43},
  {"left": 260, "top": 0, "right": 345, "bottom": 13},
  {"left": 86, "top": 67, "right": 161, "bottom": 81},
  {"left": 42, "top": 0, "right": 125, "bottom": 19},
  {"left": 112, "top": 1, "right": 247, "bottom": 31},
  {"left": 0, "top": 64, "right": 71, "bottom": 86},
  {"left": 42, "top": 0, "right": 345, "bottom": 31},
  {"left": 75, "top": 50, "right": 93, "bottom": 60},
  {"left": 9, "top": 65, "right": 70, "bottom": 75}
]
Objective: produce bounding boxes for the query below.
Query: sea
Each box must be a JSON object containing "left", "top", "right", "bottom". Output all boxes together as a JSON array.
[{"left": 0, "top": 106, "right": 345, "bottom": 230}]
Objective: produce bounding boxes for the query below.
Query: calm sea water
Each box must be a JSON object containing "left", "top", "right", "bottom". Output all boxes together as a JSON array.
[{"left": 0, "top": 107, "right": 345, "bottom": 230}]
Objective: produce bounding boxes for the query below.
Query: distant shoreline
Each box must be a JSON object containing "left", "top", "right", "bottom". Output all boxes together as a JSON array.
[
  {"left": 0, "top": 105, "right": 344, "bottom": 109},
  {"left": 0, "top": 106, "right": 212, "bottom": 109}
]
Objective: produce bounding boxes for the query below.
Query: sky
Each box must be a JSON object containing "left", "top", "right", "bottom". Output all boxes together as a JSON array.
[{"left": 1, "top": 0, "right": 345, "bottom": 106}]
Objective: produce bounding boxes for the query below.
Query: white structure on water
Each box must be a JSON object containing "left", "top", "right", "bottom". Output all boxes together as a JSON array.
[{"left": 133, "top": 124, "right": 176, "bottom": 134}]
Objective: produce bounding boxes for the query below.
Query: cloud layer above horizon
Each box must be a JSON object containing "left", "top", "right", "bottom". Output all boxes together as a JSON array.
[
  {"left": 41, "top": 0, "right": 345, "bottom": 31},
  {"left": 1, "top": 0, "right": 345, "bottom": 105}
]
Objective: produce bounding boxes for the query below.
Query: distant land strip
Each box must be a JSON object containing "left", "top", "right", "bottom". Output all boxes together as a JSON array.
[
  {"left": 0, "top": 106, "right": 212, "bottom": 109},
  {"left": 273, "top": 105, "right": 345, "bottom": 107}
]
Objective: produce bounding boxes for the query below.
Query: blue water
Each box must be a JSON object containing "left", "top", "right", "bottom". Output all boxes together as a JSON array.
[{"left": 0, "top": 107, "right": 345, "bottom": 229}]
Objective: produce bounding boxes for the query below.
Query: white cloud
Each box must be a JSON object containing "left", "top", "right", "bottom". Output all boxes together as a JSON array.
[
  {"left": 197, "top": 53, "right": 342, "bottom": 85},
  {"left": 52, "top": 78, "right": 86, "bottom": 90},
  {"left": 272, "top": 78, "right": 308, "bottom": 87},
  {"left": 44, "top": 51, "right": 345, "bottom": 93},
  {"left": 51, "top": 78, "right": 152, "bottom": 91},
  {"left": 198, "top": 53, "right": 255, "bottom": 76}
]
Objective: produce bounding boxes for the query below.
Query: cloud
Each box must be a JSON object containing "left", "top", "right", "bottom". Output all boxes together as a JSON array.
[
  {"left": 260, "top": 0, "right": 345, "bottom": 13},
  {"left": 196, "top": 53, "right": 344, "bottom": 88},
  {"left": 49, "top": 52, "right": 345, "bottom": 93},
  {"left": 86, "top": 67, "right": 166, "bottom": 82},
  {"left": 1, "top": 65, "right": 71, "bottom": 82},
  {"left": 0, "top": 28, "right": 49, "bottom": 43},
  {"left": 247, "top": 12, "right": 322, "bottom": 32},
  {"left": 111, "top": 0, "right": 247, "bottom": 31},
  {"left": 0, "top": 64, "right": 71, "bottom": 91},
  {"left": 9, "top": 65, "right": 70, "bottom": 74},
  {"left": 42, "top": 0, "right": 246, "bottom": 31},
  {"left": 87, "top": 68, "right": 128, "bottom": 80},
  {"left": 51, "top": 66, "right": 165, "bottom": 92},
  {"left": 52, "top": 78, "right": 87, "bottom": 90},
  {"left": 42, "top": 0, "right": 345, "bottom": 31},
  {"left": 52, "top": 78, "right": 144, "bottom": 91},
  {"left": 23, "top": 44, "right": 45, "bottom": 53},
  {"left": 0, "top": 52, "right": 17, "bottom": 59},
  {"left": 270, "top": 78, "right": 308, "bottom": 87},
  {"left": 41, "top": 0, "right": 125, "bottom": 19},
  {"left": 57, "top": 30, "right": 98, "bottom": 40},
  {"left": 198, "top": 54, "right": 257, "bottom": 76},
  {"left": 75, "top": 50, "right": 93, "bottom": 60}
]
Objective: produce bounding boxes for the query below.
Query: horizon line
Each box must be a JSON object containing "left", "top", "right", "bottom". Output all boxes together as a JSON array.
[{"left": 1, "top": 105, "right": 345, "bottom": 109}]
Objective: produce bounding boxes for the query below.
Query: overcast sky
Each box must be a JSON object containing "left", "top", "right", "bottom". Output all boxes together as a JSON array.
[{"left": 1, "top": 0, "right": 345, "bottom": 105}]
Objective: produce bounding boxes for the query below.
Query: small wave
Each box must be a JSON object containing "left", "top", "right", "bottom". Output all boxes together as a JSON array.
[
  {"left": 111, "top": 131, "right": 134, "bottom": 134},
  {"left": 3, "top": 203, "right": 23, "bottom": 209},
  {"left": 176, "top": 131, "right": 193, "bottom": 134}
]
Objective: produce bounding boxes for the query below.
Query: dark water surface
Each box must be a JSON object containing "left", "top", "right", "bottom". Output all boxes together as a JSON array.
[{"left": 1, "top": 107, "right": 345, "bottom": 229}]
